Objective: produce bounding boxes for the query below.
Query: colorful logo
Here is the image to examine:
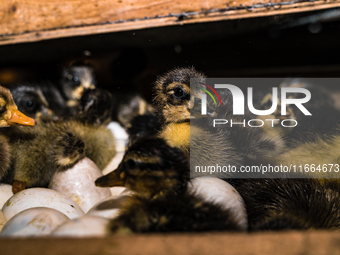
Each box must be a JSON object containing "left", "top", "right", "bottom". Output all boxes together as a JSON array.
[{"left": 198, "top": 82, "right": 223, "bottom": 106}]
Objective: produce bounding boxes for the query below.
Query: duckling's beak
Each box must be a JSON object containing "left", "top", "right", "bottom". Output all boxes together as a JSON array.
[
  {"left": 95, "top": 168, "right": 125, "bottom": 187},
  {"left": 7, "top": 109, "right": 36, "bottom": 126}
]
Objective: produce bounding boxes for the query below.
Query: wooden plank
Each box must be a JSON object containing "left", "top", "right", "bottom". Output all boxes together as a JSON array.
[
  {"left": 0, "top": 0, "right": 340, "bottom": 45},
  {"left": 0, "top": 231, "right": 340, "bottom": 255}
]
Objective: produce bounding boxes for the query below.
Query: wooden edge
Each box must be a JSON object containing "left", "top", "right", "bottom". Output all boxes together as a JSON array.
[
  {"left": 0, "top": 231, "right": 339, "bottom": 255},
  {"left": 1, "top": 1, "right": 340, "bottom": 46}
]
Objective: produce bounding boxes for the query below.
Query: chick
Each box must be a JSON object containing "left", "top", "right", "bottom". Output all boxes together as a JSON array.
[
  {"left": 153, "top": 67, "right": 285, "bottom": 178},
  {"left": 61, "top": 63, "right": 96, "bottom": 108},
  {"left": 9, "top": 82, "right": 64, "bottom": 121},
  {"left": 75, "top": 88, "right": 114, "bottom": 126},
  {"left": 0, "top": 85, "right": 36, "bottom": 189},
  {"left": 95, "top": 137, "right": 243, "bottom": 233},
  {"left": 116, "top": 95, "right": 155, "bottom": 130},
  {"left": 1, "top": 119, "right": 116, "bottom": 193},
  {"left": 228, "top": 178, "right": 340, "bottom": 230},
  {"left": 259, "top": 79, "right": 340, "bottom": 146}
]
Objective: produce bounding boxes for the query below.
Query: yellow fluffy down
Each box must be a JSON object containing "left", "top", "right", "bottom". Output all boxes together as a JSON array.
[
  {"left": 277, "top": 135, "right": 340, "bottom": 178},
  {"left": 159, "top": 122, "right": 190, "bottom": 153}
]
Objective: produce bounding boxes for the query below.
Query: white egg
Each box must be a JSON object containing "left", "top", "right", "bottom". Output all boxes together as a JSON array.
[
  {"left": 0, "top": 207, "right": 69, "bottom": 237},
  {"left": 106, "top": 121, "right": 128, "bottom": 153},
  {"left": 87, "top": 195, "right": 129, "bottom": 219},
  {"left": 0, "top": 210, "right": 7, "bottom": 232},
  {"left": 188, "top": 177, "right": 247, "bottom": 230},
  {"left": 0, "top": 183, "right": 13, "bottom": 208},
  {"left": 50, "top": 215, "right": 110, "bottom": 237},
  {"left": 2, "top": 188, "right": 84, "bottom": 220},
  {"left": 49, "top": 157, "right": 112, "bottom": 213}
]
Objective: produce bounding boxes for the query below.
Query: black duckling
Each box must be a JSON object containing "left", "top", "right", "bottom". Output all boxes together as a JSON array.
[
  {"left": 75, "top": 88, "right": 114, "bottom": 126},
  {"left": 153, "top": 67, "right": 285, "bottom": 178},
  {"left": 10, "top": 81, "right": 114, "bottom": 126},
  {"left": 61, "top": 62, "right": 96, "bottom": 108},
  {"left": 9, "top": 81, "right": 65, "bottom": 121},
  {"left": 1, "top": 119, "right": 116, "bottom": 193},
  {"left": 0, "top": 85, "right": 36, "bottom": 190},
  {"left": 228, "top": 178, "right": 340, "bottom": 230},
  {"left": 95, "top": 137, "right": 244, "bottom": 233},
  {"left": 116, "top": 95, "right": 155, "bottom": 130}
]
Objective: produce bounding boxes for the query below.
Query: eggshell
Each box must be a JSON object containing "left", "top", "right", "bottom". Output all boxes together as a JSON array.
[
  {"left": 0, "top": 210, "right": 7, "bottom": 232},
  {"left": 87, "top": 195, "right": 128, "bottom": 219},
  {"left": 2, "top": 188, "right": 85, "bottom": 220},
  {"left": 0, "top": 183, "right": 13, "bottom": 208},
  {"left": 188, "top": 177, "right": 247, "bottom": 230},
  {"left": 49, "top": 157, "right": 112, "bottom": 213},
  {"left": 50, "top": 215, "right": 110, "bottom": 237},
  {"left": 107, "top": 121, "right": 128, "bottom": 153},
  {"left": 0, "top": 207, "right": 69, "bottom": 237}
]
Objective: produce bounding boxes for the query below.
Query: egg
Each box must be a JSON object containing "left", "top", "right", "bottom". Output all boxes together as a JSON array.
[
  {"left": 0, "top": 183, "right": 13, "bottom": 208},
  {"left": 104, "top": 122, "right": 129, "bottom": 196},
  {"left": 87, "top": 195, "right": 128, "bottom": 219},
  {"left": 49, "top": 157, "right": 112, "bottom": 213},
  {"left": 0, "top": 210, "right": 7, "bottom": 232},
  {"left": 0, "top": 207, "right": 69, "bottom": 237},
  {"left": 50, "top": 215, "right": 110, "bottom": 237},
  {"left": 2, "top": 188, "right": 84, "bottom": 220},
  {"left": 188, "top": 177, "right": 248, "bottom": 230}
]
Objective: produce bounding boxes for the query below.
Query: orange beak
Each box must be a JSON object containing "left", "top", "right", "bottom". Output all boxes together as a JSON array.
[{"left": 7, "top": 109, "right": 36, "bottom": 126}]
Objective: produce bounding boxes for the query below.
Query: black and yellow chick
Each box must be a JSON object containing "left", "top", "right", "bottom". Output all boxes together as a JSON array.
[
  {"left": 228, "top": 178, "right": 340, "bottom": 230},
  {"left": 153, "top": 67, "right": 284, "bottom": 178},
  {"left": 61, "top": 62, "right": 96, "bottom": 108},
  {"left": 9, "top": 82, "right": 65, "bottom": 121},
  {"left": 1, "top": 119, "right": 116, "bottom": 193},
  {"left": 0, "top": 85, "right": 36, "bottom": 190},
  {"left": 95, "top": 137, "right": 244, "bottom": 233}
]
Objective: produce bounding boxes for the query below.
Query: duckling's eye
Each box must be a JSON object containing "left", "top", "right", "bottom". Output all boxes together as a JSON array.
[
  {"left": 126, "top": 159, "right": 137, "bottom": 169},
  {"left": 173, "top": 87, "right": 186, "bottom": 99},
  {"left": 26, "top": 100, "right": 34, "bottom": 108},
  {"left": 72, "top": 76, "right": 79, "bottom": 82}
]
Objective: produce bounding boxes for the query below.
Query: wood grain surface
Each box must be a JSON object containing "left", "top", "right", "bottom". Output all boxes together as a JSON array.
[
  {"left": 1, "top": 0, "right": 340, "bottom": 45},
  {"left": 0, "top": 231, "right": 339, "bottom": 255}
]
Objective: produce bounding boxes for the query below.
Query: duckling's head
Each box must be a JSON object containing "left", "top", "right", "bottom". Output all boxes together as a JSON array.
[
  {"left": 95, "top": 137, "right": 189, "bottom": 199},
  {"left": 153, "top": 67, "right": 206, "bottom": 123},
  {"left": 9, "top": 83, "right": 56, "bottom": 121},
  {"left": 0, "top": 85, "right": 35, "bottom": 127},
  {"left": 61, "top": 63, "right": 96, "bottom": 106}
]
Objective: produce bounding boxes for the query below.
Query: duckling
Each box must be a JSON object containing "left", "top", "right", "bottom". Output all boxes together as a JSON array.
[
  {"left": 153, "top": 67, "right": 285, "bottom": 178},
  {"left": 0, "top": 85, "right": 35, "bottom": 189},
  {"left": 1, "top": 119, "right": 116, "bottom": 193},
  {"left": 61, "top": 62, "right": 96, "bottom": 108},
  {"left": 228, "top": 178, "right": 340, "bottom": 230},
  {"left": 9, "top": 82, "right": 65, "bottom": 121},
  {"left": 259, "top": 79, "right": 340, "bottom": 146},
  {"left": 75, "top": 88, "right": 114, "bottom": 126},
  {"left": 116, "top": 95, "right": 155, "bottom": 130},
  {"left": 95, "top": 137, "right": 244, "bottom": 233}
]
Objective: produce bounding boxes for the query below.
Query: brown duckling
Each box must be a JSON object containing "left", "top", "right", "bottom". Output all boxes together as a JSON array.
[
  {"left": 9, "top": 81, "right": 65, "bottom": 121},
  {"left": 1, "top": 119, "right": 116, "bottom": 193},
  {"left": 95, "top": 137, "right": 244, "bottom": 233},
  {"left": 153, "top": 67, "right": 284, "bottom": 178},
  {"left": 61, "top": 62, "right": 96, "bottom": 108},
  {"left": 0, "top": 85, "right": 35, "bottom": 189}
]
